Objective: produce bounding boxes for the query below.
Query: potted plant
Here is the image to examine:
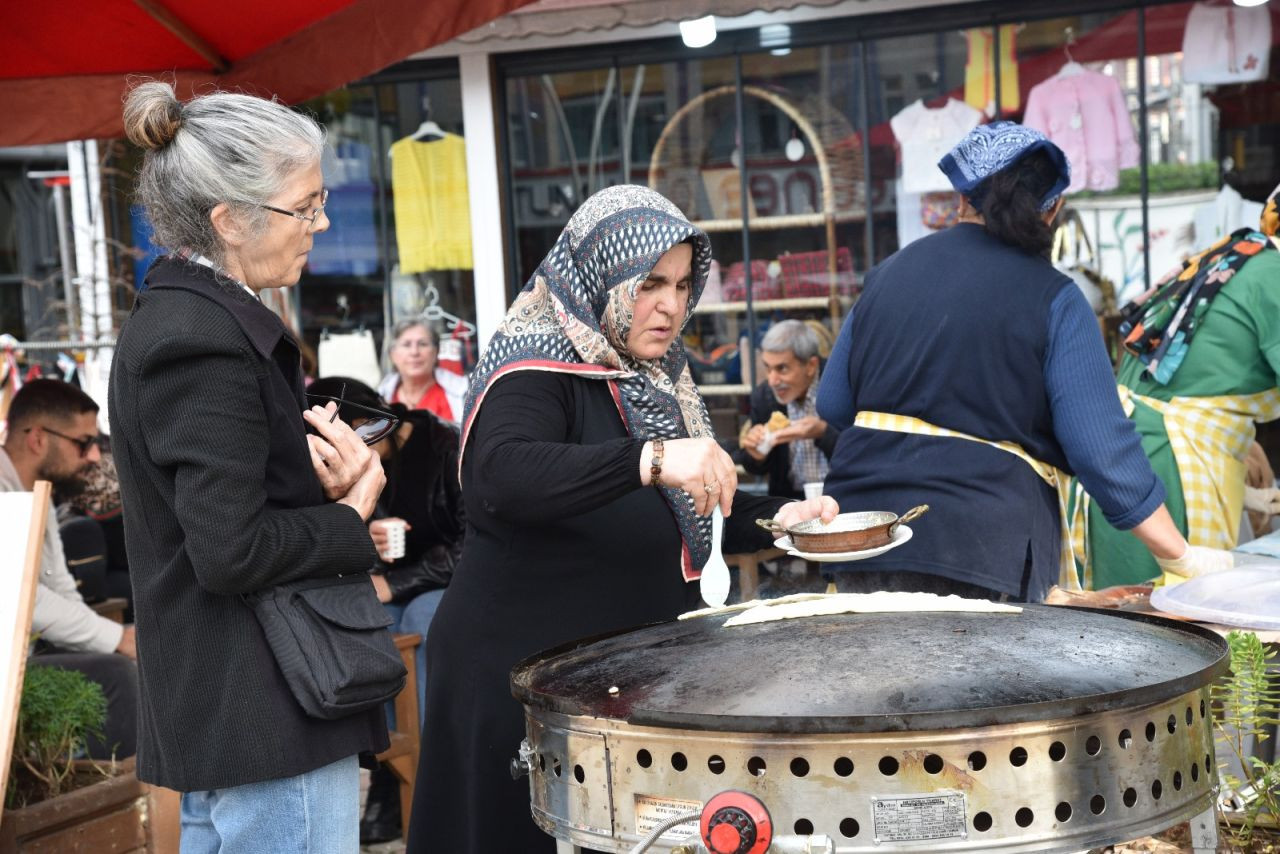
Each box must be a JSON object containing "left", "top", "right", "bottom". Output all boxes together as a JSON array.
[
  {"left": 1214, "top": 631, "right": 1280, "bottom": 849},
  {"left": 2, "top": 664, "right": 149, "bottom": 852}
]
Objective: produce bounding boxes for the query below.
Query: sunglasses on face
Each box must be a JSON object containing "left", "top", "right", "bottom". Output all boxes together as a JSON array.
[
  {"left": 304, "top": 392, "right": 400, "bottom": 446},
  {"left": 29, "top": 426, "right": 102, "bottom": 457}
]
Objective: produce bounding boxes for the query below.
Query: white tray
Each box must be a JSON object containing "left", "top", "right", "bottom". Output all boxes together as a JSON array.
[{"left": 775, "top": 524, "right": 913, "bottom": 563}]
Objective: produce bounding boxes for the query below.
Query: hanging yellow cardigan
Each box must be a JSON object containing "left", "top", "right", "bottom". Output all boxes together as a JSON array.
[{"left": 390, "top": 133, "right": 473, "bottom": 273}]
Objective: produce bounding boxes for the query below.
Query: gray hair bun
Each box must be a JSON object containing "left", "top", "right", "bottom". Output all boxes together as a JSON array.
[{"left": 123, "top": 81, "right": 184, "bottom": 150}]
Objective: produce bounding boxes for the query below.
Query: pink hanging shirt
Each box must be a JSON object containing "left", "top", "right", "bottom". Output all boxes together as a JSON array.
[{"left": 1023, "top": 68, "right": 1139, "bottom": 194}]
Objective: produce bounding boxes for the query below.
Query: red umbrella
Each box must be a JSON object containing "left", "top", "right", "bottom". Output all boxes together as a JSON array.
[{"left": 0, "top": 0, "right": 534, "bottom": 146}]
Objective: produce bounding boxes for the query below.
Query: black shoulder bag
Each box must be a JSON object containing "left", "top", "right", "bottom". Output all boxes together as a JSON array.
[{"left": 244, "top": 573, "right": 407, "bottom": 720}]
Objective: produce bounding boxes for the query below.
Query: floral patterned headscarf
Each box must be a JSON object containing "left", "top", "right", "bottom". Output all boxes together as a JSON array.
[
  {"left": 460, "top": 185, "right": 716, "bottom": 578},
  {"left": 1120, "top": 227, "right": 1276, "bottom": 384}
]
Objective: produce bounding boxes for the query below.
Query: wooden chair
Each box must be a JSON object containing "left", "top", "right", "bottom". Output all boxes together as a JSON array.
[
  {"left": 89, "top": 596, "right": 128, "bottom": 624},
  {"left": 725, "top": 548, "right": 786, "bottom": 602},
  {"left": 376, "top": 632, "right": 422, "bottom": 840}
]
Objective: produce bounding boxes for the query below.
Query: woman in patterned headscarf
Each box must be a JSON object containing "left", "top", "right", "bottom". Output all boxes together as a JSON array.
[
  {"left": 817, "top": 122, "right": 1212, "bottom": 603},
  {"left": 407, "top": 185, "right": 838, "bottom": 853},
  {"left": 1085, "top": 181, "right": 1280, "bottom": 587}
]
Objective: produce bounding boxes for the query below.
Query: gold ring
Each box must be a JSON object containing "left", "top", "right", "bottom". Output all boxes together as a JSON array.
[{"left": 704, "top": 481, "right": 720, "bottom": 492}]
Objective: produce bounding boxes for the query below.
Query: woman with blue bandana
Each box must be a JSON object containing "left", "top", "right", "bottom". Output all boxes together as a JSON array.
[
  {"left": 1084, "top": 182, "right": 1280, "bottom": 588},
  {"left": 817, "top": 121, "right": 1226, "bottom": 602},
  {"left": 407, "top": 184, "right": 838, "bottom": 853}
]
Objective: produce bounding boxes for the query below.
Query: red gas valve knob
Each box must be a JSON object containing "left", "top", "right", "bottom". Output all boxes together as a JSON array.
[{"left": 700, "top": 791, "right": 772, "bottom": 854}]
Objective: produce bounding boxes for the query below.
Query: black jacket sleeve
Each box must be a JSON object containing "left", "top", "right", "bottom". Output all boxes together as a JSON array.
[
  {"left": 466, "top": 372, "right": 646, "bottom": 524},
  {"left": 136, "top": 335, "right": 375, "bottom": 595},
  {"left": 383, "top": 435, "right": 466, "bottom": 603},
  {"left": 724, "top": 490, "right": 791, "bottom": 554}
]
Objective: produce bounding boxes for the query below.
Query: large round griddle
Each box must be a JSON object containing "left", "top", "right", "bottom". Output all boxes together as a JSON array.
[{"left": 511, "top": 605, "right": 1228, "bottom": 733}]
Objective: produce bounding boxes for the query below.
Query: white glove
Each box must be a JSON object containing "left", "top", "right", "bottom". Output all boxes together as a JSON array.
[
  {"left": 1155, "top": 544, "right": 1235, "bottom": 579},
  {"left": 1244, "top": 486, "right": 1280, "bottom": 515}
]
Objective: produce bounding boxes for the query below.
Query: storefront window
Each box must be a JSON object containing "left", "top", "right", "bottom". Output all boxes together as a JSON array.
[
  {"left": 996, "top": 11, "right": 1143, "bottom": 303},
  {"left": 506, "top": 66, "right": 628, "bottom": 286},
  {"left": 868, "top": 30, "right": 970, "bottom": 263},
  {"left": 1139, "top": 2, "right": 1273, "bottom": 296},
  {"left": 709, "top": 45, "right": 863, "bottom": 392},
  {"left": 298, "top": 70, "right": 478, "bottom": 376},
  {"left": 297, "top": 85, "right": 391, "bottom": 354},
  {"left": 383, "top": 77, "right": 477, "bottom": 344}
]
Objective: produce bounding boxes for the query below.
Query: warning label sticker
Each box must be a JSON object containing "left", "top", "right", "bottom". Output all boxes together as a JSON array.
[
  {"left": 872, "top": 792, "right": 967, "bottom": 842},
  {"left": 634, "top": 794, "right": 702, "bottom": 841}
]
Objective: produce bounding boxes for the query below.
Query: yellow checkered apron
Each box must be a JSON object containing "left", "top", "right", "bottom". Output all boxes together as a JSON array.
[
  {"left": 1071, "top": 386, "right": 1280, "bottom": 586},
  {"left": 854, "top": 411, "right": 1081, "bottom": 591}
]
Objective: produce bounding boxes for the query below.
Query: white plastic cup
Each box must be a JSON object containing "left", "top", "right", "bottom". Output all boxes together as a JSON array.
[
  {"left": 803, "top": 482, "right": 824, "bottom": 501},
  {"left": 756, "top": 431, "right": 776, "bottom": 455},
  {"left": 382, "top": 520, "right": 406, "bottom": 561}
]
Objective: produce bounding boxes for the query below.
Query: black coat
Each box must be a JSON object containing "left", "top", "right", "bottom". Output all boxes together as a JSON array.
[
  {"left": 408, "top": 371, "right": 786, "bottom": 853},
  {"left": 735, "top": 380, "right": 839, "bottom": 499},
  {"left": 109, "top": 257, "right": 387, "bottom": 792},
  {"left": 375, "top": 409, "right": 465, "bottom": 602}
]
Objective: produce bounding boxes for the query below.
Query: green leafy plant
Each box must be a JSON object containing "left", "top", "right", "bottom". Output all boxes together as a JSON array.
[
  {"left": 5, "top": 665, "right": 109, "bottom": 809},
  {"left": 1213, "top": 630, "right": 1280, "bottom": 848},
  {"left": 1075, "top": 161, "right": 1220, "bottom": 198}
]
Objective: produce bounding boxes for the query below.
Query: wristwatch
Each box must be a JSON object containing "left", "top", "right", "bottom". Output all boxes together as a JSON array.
[{"left": 649, "top": 438, "right": 664, "bottom": 486}]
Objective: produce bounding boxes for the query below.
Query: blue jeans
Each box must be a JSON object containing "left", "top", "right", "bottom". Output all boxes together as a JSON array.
[
  {"left": 383, "top": 588, "right": 445, "bottom": 730},
  {"left": 179, "top": 755, "right": 359, "bottom": 854}
]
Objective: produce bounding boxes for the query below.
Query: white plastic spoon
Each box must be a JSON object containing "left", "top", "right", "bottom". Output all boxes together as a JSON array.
[{"left": 700, "top": 507, "right": 731, "bottom": 608}]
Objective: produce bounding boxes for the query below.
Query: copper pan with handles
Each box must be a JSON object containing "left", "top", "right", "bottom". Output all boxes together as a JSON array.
[{"left": 756, "top": 504, "right": 929, "bottom": 553}]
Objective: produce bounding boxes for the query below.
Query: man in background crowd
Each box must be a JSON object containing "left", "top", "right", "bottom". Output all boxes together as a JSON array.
[
  {"left": 737, "top": 320, "right": 838, "bottom": 499},
  {"left": 0, "top": 379, "right": 137, "bottom": 759}
]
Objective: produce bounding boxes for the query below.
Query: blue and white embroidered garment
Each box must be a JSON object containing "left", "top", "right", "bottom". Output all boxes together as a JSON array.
[
  {"left": 938, "top": 120, "right": 1071, "bottom": 212},
  {"left": 460, "top": 185, "right": 717, "bottom": 578}
]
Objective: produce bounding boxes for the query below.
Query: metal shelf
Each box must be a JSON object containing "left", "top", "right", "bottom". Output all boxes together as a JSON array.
[
  {"left": 694, "top": 296, "right": 849, "bottom": 315},
  {"left": 691, "top": 211, "right": 866, "bottom": 233},
  {"left": 697, "top": 383, "right": 752, "bottom": 395}
]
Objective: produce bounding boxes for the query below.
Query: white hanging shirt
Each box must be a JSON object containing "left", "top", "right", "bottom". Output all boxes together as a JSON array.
[
  {"left": 1193, "top": 185, "right": 1266, "bottom": 248},
  {"left": 890, "top": 99, "right": 984, "bottom": 194},
  {"left": 1181, "top": 2, "right": 1271, "bottom": 85}
]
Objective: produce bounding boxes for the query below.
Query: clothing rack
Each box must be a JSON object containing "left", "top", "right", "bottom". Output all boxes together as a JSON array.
[{"left": 419, "top": 282, "right": 476, "bottom": 338}]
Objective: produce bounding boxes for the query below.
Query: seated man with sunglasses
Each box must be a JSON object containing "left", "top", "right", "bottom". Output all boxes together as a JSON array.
[
  {"left": 306, "top": 376, "right": 464, "bottom": 844},
  {"left": 0, "top": 379, "right": 139, "bottom": 760}
]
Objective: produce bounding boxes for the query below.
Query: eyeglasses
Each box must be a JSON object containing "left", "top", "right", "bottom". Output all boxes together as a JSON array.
[
  {"left": 305, "top": 390, "right": 400, "bottom": 446},
  {"left": 28, "top": 426, "right": 102, "bottom": 457},
  {"left": 261, "top": 188, "right": 328, "bottom": 227}
]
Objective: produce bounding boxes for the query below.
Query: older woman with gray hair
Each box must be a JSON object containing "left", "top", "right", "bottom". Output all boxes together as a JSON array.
[
  {"left": 110, "top": 82, "right": 388, "bottom": 851},
  {"left": 378, "top": 317, "right": 468, "bottom": 423}
]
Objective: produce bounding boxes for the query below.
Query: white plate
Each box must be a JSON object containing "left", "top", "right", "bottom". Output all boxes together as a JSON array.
[{"left": 774, "top": 524, "right": 913, "bottom": 562}]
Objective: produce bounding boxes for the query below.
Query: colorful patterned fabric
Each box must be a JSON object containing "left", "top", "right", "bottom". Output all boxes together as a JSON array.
[
  {"left": 460, "top": 185, "right": 715, "bottom": 578},
  {"left": 937, "top": 120, "right": 1071, "bottom": 212},
  {"left": 854, "top": 410, "right": 1080, "bottom": 590},
  {"left": 1120, "top": 229, "right": 1275, "bottom": 385}
]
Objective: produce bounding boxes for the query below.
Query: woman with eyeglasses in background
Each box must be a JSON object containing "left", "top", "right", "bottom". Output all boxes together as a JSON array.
[
  {"left": 379, "top": 318, "right": 468, "bottom": 424},
  {"left": 109, "top": 82, "right": 388, "bottom": 853}
]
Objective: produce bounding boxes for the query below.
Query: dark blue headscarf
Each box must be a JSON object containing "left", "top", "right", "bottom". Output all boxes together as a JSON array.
[{"left": 938, "top": 121, "right": 1071, "bottom": 212}]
